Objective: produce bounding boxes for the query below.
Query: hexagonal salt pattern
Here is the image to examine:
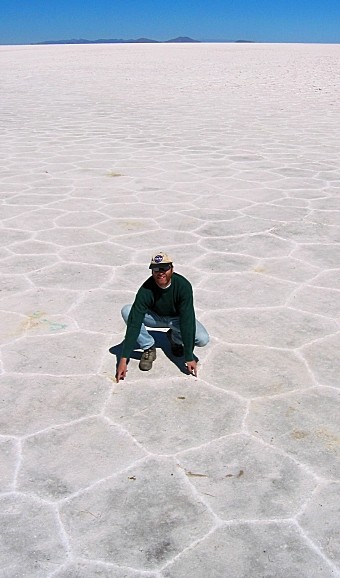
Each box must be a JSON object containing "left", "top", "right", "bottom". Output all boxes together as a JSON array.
[
  {"left": 199, "top": 343, "right": 313, "bottom": 397},
  {"left": 247, "top": 388, "right": 340, "bottom": 479},
  {"left": 302, "top": 334, "right": 340, "bottom": 388},
  {"left": 161, "top": 523, "right": 336, "bottom": 578},
  {"left": 60, "top": 458, "right": 213, "bottom": 570},
  {"left": 0, "top": 495, "right": 67, "bottom": 577},
  {"left": 1, "top": 43, "right": 340, "bottom": 576},
  {"left": 105, "top": 378, "right": 245, "bottom": 453},
  {"left": 204, "top": 307, "right": 337, "bottom": 348},
  {"left": 177, "top": 435, "right": 317, "bottom": 520},
  {"left": 0, "top": 374, "right": 112, "bottom": 435},
  {"left": 18, "top": 417, "right": 146, "bottom": 500},
  {"left": 299, "top": 483, "right": 340, "bottom": 565},
  {"left": 2, "top": 332, "right": 111, "bottom": 374}
]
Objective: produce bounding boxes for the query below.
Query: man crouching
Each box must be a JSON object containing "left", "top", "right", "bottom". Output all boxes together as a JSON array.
[{"left": 116, "top": 251, "right": 209, "bottom": 382}]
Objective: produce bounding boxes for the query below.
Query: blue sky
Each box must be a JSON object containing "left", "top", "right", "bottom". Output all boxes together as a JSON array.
[{"left": 1, "top": 0, "right": 339, "bottom": 45}]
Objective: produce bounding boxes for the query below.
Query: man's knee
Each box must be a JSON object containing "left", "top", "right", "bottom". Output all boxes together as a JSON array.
[
  {"left": 195, "top": 325, "right": 209, "bottom": 347},
  {"left": 121, "top": 304, "right": 132, "bottom": 323}
]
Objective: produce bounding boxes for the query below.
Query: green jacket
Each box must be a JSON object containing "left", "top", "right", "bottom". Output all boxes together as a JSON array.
[{"left": 122, "top": 272, "right": 196, "bottom": 361}]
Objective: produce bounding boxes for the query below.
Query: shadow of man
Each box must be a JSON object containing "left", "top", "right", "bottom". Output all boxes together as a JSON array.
[{"left": 109, "top": 330, "right": 198, "bottom": 378}]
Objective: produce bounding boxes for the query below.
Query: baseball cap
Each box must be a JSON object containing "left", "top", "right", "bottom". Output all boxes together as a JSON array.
[{"left": 149, "top": 252, "right": 173, "bottom": 269}]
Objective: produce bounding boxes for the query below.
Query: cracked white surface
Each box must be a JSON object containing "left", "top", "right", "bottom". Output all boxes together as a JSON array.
[{"left": 0, "top": 42, "right": 339, "bottom": 577}]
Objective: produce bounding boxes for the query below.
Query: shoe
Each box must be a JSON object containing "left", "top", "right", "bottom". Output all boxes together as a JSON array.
[
  {"left": 139, "top": 347, "right": 157, "bottom": 371},
  {"left": 167, "top": 329, "right": 184, "bottom": 357}
]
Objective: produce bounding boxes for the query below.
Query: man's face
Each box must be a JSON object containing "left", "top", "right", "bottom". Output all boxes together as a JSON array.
[{"left": 152, "top": 265, "right": 173, "bottom": 288}]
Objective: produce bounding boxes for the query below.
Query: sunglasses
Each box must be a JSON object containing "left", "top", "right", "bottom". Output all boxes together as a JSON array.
[{"left": 151, "top": 264, "right": 172, "bottom": 272}]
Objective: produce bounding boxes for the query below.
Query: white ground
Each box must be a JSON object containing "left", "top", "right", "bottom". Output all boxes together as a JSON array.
[{"left": 0, "top": 43, "right": 339, "bottom": 578}]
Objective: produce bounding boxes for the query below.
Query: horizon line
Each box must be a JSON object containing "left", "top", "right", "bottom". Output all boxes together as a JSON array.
[{"left": 1, "top": 38, "right": 340, "bottom": 46}]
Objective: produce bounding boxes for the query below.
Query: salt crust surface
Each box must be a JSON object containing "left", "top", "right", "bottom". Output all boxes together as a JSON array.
[{"left": 0, "top": 42, "right": 339, "bottom": 577}]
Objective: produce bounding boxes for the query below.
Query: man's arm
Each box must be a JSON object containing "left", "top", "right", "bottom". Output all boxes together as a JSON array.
[
  {"left": 121, "top": 287, "right": 152, "bottom": 360},
  {"left": 117, "top": 285, "right": 153, "bottom": 381},
  {"left": 177, "top": 283, "right": 196, "bottom": 364}
]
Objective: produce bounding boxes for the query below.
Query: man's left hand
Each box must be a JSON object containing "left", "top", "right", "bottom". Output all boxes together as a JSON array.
[{"left": 185, "top": 360, "right": 197, "bottom": 377}]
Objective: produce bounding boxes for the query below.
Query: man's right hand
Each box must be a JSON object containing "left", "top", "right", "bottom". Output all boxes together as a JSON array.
[
  {"left": 185, "top": 360, "right": 198, "bottom": 377},
  {"left": 116, "top": 358, "right": 128, "bottom": 382}
]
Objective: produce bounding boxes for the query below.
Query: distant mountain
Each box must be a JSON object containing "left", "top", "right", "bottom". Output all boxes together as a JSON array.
[
  {"left": 133, "top": 38, "right": 159, "bottom": 43},
  {"left": 166, "top": 36, "right": 200, "bottom": 43},
  {"left": 199, "top": 38, "right": 255, "bottom": 43},
  {"left": 32, "top": 36, "right": 200, "bottom": 45}
]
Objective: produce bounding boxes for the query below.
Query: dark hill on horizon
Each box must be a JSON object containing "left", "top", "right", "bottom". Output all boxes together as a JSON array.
[{"left": 32, "top": 36, "right": 201, "bottom": 45}]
